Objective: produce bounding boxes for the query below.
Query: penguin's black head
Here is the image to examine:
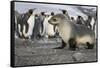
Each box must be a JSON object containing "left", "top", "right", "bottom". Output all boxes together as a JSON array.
[
  {"left": 62, "top": 10, "right": 67, "bottom": 14},
  {"left": 71, "top": 17, "right": 74, "bottom": 20},
  {"left": 41, "top": 12, "right": 45, "bottom": 15},
  {"left": 35, "top": 14, "right": 38, "bottom": 17},
  {"left": 51, "top": 12, "right": 54, "bottom": 16},
  {"left": 28, "top": 9, "right": 33, "bottom": 15},
  {"left": 78, "top": 16, "right": 81, "bottom": 19}
]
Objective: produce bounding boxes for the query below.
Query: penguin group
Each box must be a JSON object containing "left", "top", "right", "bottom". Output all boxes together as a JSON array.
[{"left": 15, "top": 8, "right": 97, "bottom": 45}]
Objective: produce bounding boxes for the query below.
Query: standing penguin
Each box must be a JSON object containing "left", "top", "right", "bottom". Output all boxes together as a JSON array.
[
  {"left": 48, "top": 14, "right": 95, "bottom": 50},
  {"left": 16, "top": 9, "right": 37, "bottom": 39},
  {"left": 76, "top": 16, "right": 84, "bottom": 25},
  {"left": 15, "top": 11, "right": 20, "bottom": 38},
  {"left": 41, "top": 14, "right": 49, "bottom": 38},
  {"left": 85, "top": 16, "right": 92, "bottom": 29},
  {"left": 42, "top": 12, "right": 56, "bottom": 38},
  {"left": 47, "top": 12, "right": 56, "bottom": 38},
  {"left": 31, "top": 14, "right": 42, "bottom": 40},
  {"left": 60, "top": 9, "right": 70, "bottom": 20},
  {"left": 17, "top": 9, "right": 34, "bottom": 39},
  {"left": 24, "top": 8, "right": 36, "bottom": 39},
  {"left": 71, "top": 17, "right": 76, "bottom": 24},
  {"left": 38, "top": 12, "right": 46, "bottom": 38}
]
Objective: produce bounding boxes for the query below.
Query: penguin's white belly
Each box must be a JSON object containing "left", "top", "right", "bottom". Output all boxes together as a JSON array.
[
  {"left": 15, "top": 16, "right": 17, "bottom": 24},
  {"left": 43, "top": 16, "right": 55, "bottom": 36},
  {"left": 76, "top": 35, "right": 94, "bottom": 44},
  {"left": 46, "top": 23, "right": 55, "bottom": 36},
  {"left": 47, "top": 16, "right": 55, "bottom": 36},
  {"left": 25, "top": 15, "right": 35, "bottom": 37}
]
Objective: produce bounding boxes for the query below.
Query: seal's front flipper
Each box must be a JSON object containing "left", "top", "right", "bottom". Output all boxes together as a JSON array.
[
  {"left": 68, "top": 38, "right": 77, "bottom": 51},
  {"left": 86, "top": 42, "right": 94, "bottom": 49}
]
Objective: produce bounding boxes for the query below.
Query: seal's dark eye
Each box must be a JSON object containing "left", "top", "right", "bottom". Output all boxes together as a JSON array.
[{"left": 53, "top": 18, "right": 57, "bottom": 22}]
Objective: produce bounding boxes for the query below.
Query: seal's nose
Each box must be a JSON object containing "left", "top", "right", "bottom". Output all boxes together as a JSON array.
[{"left": 48, "top": 20, "right": 50, "bottom": 23}]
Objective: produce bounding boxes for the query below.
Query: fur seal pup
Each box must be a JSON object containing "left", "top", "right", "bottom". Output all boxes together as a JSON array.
[{"left": 48, "top": 14, "right": 95, "bottom": 50}]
